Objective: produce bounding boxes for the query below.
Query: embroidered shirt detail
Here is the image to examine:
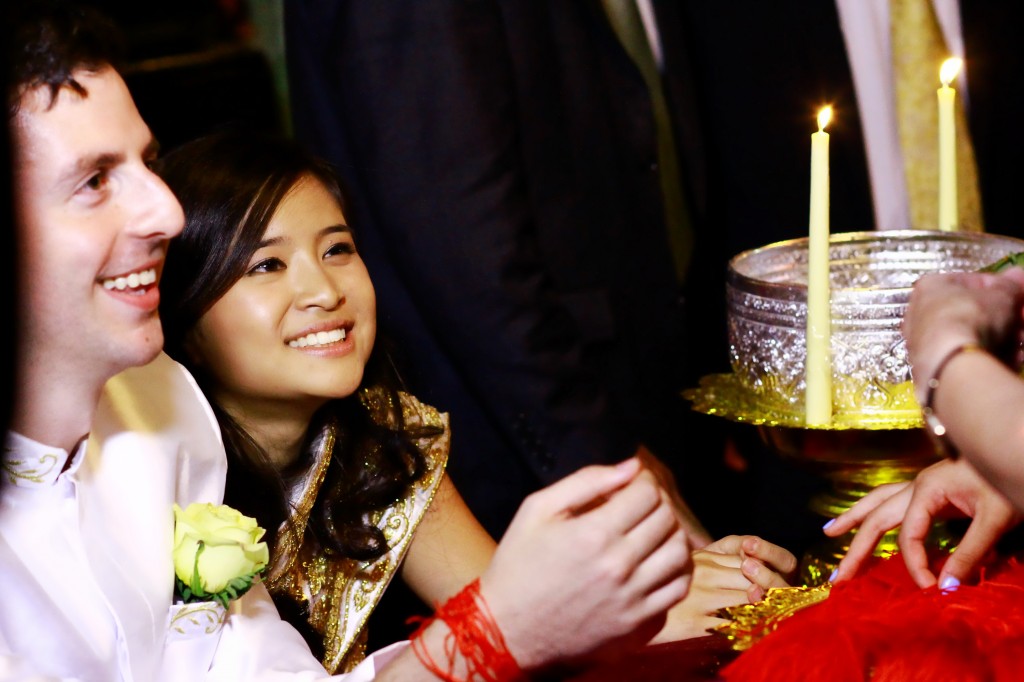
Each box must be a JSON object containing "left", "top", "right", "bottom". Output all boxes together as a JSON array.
[
  {"left": 2, "top": 433, "right": 73, "bottom": 487},
  {"left": 167, "top": 601, "right": 228, "bottom": 639}
]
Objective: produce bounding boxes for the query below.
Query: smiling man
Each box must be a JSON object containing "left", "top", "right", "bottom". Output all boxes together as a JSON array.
[
  {"left": 0, "top": 4, "right": 377, "bottom": 680},
  {"left": 10, "top": 53, "right": 183, "bottom": 455}
]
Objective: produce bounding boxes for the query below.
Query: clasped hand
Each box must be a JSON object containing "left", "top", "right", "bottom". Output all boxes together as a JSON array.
[{"left": 479, "top": 457, "right": 796, "bottom": 671}]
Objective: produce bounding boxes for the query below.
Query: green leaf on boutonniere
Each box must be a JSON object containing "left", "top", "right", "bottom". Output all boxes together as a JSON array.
[
  {"left": 174, "top": 540, "right": 262, "bottom": 609},
  {"left": 175, "top": 573, "right": 260, "bottom": 610}
]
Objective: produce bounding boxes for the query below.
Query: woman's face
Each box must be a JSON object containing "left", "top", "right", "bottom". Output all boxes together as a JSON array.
[{"left": 188, "top": 175, "right": 376, "bottom": 423}]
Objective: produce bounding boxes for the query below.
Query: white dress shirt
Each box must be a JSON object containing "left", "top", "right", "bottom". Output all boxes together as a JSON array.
[
  {"left": 0, "top": 352, "right": 405, "bottom": 681},
  {"left": 836, "top": 0, "right": 965, "bottom": 230}
]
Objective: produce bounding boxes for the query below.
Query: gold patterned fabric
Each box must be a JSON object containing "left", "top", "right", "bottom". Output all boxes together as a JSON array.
[
  {"left": 265, "top": 389, "right": 450, "bottom": 673},
  {"left": 890, "top": 0, "right": 983, "bottom": 232}
]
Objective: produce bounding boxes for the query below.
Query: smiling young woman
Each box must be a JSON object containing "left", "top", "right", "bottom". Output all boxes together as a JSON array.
[{"left": 155, "top": 130, "right": 797, "bottom": 679}]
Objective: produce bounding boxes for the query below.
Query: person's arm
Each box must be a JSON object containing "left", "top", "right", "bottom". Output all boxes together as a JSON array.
[
  {"left": 925, "top": 339, "right": 1024, "bottom": 510},
  {"left": 399, "top": 474, "right": 497, "bottom": 605},
  {"left": 380, "top": 458, "right": 692, "bottom": 678},
  {"left": 901, "top": 268, "right": 1024, "bottom": 509},
  {"left": 826, "top": 268, "right": 1024, "bottom": 587},
  {"left": 401, "top": 466, "right": 788, "bottom": 654}
]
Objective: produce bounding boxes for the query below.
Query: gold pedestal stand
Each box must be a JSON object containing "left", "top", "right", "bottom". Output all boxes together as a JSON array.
[
  {"left": 684, "top": 373, "right": 958, "bottom": 587},
  {"left": 758, "top": 424, "right": 957, "bottom": 585}
]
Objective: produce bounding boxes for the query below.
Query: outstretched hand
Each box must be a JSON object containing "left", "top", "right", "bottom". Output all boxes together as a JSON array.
[
  {"left": 826, "top": 458, "right": 1021, "bottom": 588},
  {"left": 480, "top": 458, "right": 692, "bottom": 671},
  {"left": 651, "top": 534, "right": 797, "bottom": 642}
]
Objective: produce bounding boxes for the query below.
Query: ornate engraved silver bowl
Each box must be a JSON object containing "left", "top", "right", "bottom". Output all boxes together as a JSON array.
[{"left": 726, "top": 229, "right": 1024, "bottom": 427}]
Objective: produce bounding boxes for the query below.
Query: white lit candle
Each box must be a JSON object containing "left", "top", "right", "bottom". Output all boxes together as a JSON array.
[
  {"left": 806, "top": 106, "right": 832, "bottom": 426},
  {"left": 938, "top": 57, "right": 962, "bottom": 232}
]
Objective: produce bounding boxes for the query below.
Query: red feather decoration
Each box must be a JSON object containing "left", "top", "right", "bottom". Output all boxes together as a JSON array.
[{"left": 720, "top": 553, "right": 1024, "bottom": 681}]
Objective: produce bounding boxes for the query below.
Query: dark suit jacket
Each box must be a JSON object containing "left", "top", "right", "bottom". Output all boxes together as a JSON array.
[
  {"left": 284, "top": 0, "right": 1024, "bottom": 564},
  {"left": 679, "top": 0, "right": 1024, "bottom": 255},
  {"left": 285, "top": 0, "right": 727, "bottom": 540}
]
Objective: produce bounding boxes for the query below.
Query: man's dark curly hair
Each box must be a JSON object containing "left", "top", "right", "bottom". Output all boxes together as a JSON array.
[{"left": 6, "top": 1, "right": 125, "bottom": 119}]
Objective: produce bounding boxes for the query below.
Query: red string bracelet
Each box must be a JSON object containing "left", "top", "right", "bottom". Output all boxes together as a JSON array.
[{"left": 408, "top": 578, "right": 525, "bottom": 682}]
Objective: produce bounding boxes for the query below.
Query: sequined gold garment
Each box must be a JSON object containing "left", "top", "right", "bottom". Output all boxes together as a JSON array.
[{"left": 265, "top": 389, "right": 449, "bottom": 673}]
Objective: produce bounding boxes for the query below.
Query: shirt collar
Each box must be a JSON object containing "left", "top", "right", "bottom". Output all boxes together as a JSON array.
[{"left": 2, "top": 431, "right": 85, "bottom": 489}]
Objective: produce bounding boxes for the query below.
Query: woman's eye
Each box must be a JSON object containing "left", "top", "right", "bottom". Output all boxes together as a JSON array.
[
  {"left": 247, "top": 257, "right": 285, "bottom": 275},
  {"left": 325, "top": 241, "right": 356, "bottom": 258}
]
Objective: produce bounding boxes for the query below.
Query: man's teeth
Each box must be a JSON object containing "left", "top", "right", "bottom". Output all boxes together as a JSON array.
[
  {"left": 102, "top": 268, "right": 156, "bottom": 291},
  {"left": 289, "top": 328, "right": 347, "bottom": 348}
]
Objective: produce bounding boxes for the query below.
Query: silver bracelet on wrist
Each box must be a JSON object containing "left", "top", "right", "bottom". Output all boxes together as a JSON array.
[{"left": 921, "top": 342, "right": 984, "bottom": 459}]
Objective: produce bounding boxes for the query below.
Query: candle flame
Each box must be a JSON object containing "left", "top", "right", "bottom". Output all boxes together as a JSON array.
[
  {"left": 940, "top": 57, "right": 963, "bottom": 86},
  {"left": 817, "top": 106, "right": 832, "bottom": 132}
]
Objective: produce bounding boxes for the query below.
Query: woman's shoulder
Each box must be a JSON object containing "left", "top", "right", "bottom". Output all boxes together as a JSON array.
[
  {"left": 358, "top": 386, "right": 448, "bottom": 432},
  {"left": 396, "top": 390, "right": 448, "bottom": 431}
]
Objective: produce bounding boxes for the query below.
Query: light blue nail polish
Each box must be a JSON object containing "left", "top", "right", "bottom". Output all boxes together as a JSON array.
[
  {"left": 939, "top": 576, "right": 961, "bottom": 592},
  {"left": 822, "top": 518, "right": 836, "bottom": 531},
  {"left": 828, "top": 568, "right": 838, "bottom": 583}
]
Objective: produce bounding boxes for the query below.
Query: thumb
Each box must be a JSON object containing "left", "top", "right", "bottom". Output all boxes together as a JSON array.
[{"left": 935, "top": 530, "right": 990, "bottom": 590}]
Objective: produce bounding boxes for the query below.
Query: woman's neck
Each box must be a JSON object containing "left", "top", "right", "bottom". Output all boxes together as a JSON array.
[{"left": 217, "top": 395, "right": 323, "bottom": 469}]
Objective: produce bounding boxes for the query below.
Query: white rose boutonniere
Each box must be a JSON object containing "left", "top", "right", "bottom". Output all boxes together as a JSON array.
[{"left": 172, "top": 502, "right": 270, "bottom": 609}]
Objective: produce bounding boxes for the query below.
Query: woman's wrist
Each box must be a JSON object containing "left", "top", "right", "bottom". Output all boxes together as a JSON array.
[
  {"left": 920, "top": 343, "right": 987, "bottom": 459},
  {"left": 409, "top": 578, "right": 526, "bottom": 682},
  {"left": 912, "top": 336, "right": 982, "bottom": 406}
]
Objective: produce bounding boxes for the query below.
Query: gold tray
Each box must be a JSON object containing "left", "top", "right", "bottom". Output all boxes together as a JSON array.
[
  {"left": 710, "top": 584, "right": 832, "bottom": 651},
  {"left": 683, "top": 373, "right": 924, "bottom": 431}
]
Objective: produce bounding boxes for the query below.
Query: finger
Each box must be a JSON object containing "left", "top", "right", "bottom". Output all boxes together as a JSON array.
[
  {"left": 832, "top": 486, "right": 916, "bottom": 582},
  {"left": 935, "top": 513, "right": 1017, "bottom": 588},
  {"left": 831, "top": 535, "right": 878, "bottom": 583},
  {"left": 747, "top": 583, "right": 765, "bottom": 603},
  {"left": 693, "top": 549, "right": 743, "bottom": 572},
  {"left": 741, "top": 558, "right": 790, "bottom": 591},
  {"left": 741, "top": 536, "right": 798, "bottom": 576},
  {"left": 896, "top": 497, "right": 941, "bottom": 588},
  {"left": 830, "top": 497, "right": 905, "bottom": 583},
  {"left": 690, "top": 552, "right": 747, "bottom": 592},
  {"left": 934, "top": 530, "right": 987, "bottom": 590},
  {"left": 825, "top": 482, "right": 910, "bottom": 536},
  {"left": 584, "top": 470, "right": 668, "bottom": 536},
  {"left": 531, "top": 458, "right": 642, "bottom": 518},
  {"left": 687, "top": 531, "right": 713, "bottom": 552},
  {"left": 620, "top": 494, "right": 683, "bottom": 565},
  {"left": 701, "top": 534, "right": 744, "bottom": 555},
  {"left": 630, "top": 528, "right": 693, "bottom": 610}
]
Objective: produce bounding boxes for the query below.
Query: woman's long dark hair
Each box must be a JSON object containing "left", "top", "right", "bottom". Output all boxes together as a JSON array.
[{"left": 158, "top": 130, "right": 433, "bottom": 565}]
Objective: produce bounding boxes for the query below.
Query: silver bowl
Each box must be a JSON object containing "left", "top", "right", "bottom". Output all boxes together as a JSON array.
[{"left": 727, "top": 230, "right": 1024, "bottom": 426}]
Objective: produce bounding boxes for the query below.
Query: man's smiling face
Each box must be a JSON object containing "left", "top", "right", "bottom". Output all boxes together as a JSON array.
[{"left": 13, "top": 65, "right": 185, "bottom": 386}]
